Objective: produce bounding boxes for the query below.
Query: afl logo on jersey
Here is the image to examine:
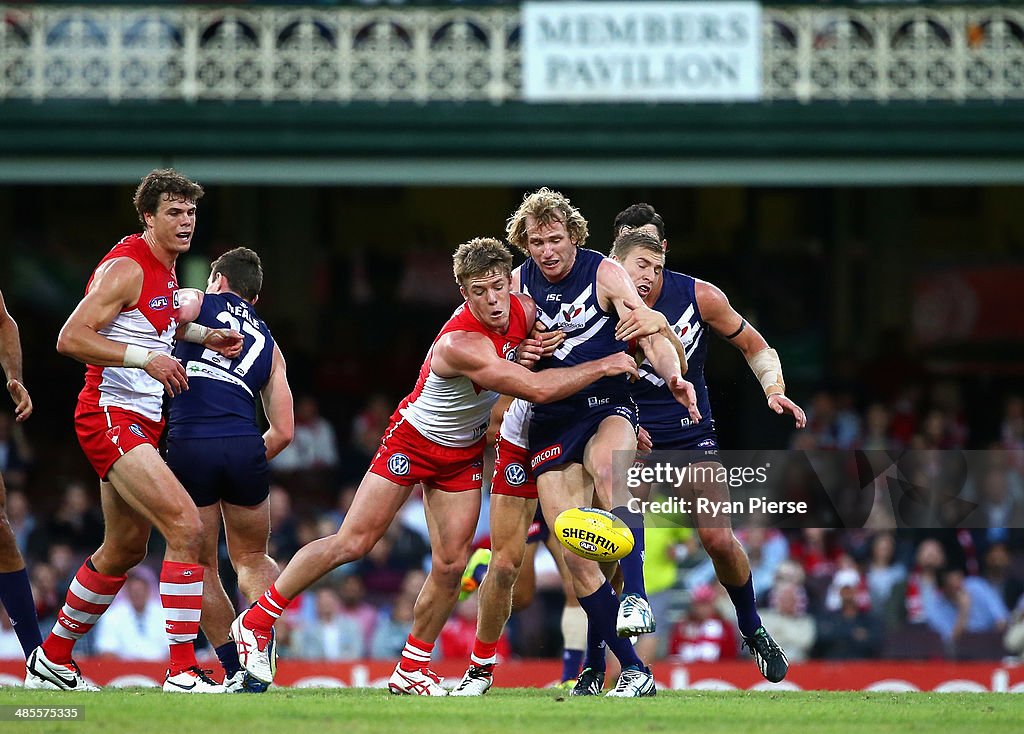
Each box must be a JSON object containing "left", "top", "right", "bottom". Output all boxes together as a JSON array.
[
  {"left": 504, "top": 463, "right": 528, "bottom": 487},
  {"left": 388, "top": 453, "right": 411, "bottom": 477},
  {"left": 149, "top": 296, "right": 169, "bottom": 310}
]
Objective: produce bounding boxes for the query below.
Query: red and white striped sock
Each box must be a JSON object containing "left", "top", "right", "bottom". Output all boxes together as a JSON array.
[
  {"left": 243, "top": 585, "right": 292, "bottom": 634},
  {"left": 471, "top": 638, "right": 498, "bottom": 667},
  {"left": 160, "top": 561, "right": 204, "bottom": 674},
  {"left": 43, "top": 558, "right": 126, "bottom": 663},
  {"left": 399, "top": 635, "right": 434, "bottom": 672}
]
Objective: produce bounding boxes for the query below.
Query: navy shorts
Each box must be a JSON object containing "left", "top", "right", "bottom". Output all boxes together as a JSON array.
[
  {"left": 165, "top": 434, "right": 270, "bottom": 508},
  {"left": 648, "top": 418, "right": 722, "bottom": 465},
  {"left": 529, "top": 393, "right": 639, "bottom": 476}
]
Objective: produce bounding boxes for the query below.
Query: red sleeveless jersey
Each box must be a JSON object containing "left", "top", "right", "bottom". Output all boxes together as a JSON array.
[
  {"left": 79, "top": 233, "right": 181, "bottom": 422},
  {"left": 396, "top": 294, "right": 530, "bottom": 447}
]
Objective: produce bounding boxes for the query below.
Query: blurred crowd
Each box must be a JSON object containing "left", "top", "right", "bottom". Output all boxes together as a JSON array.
[{"left": 2, "top": 384, "right": 1022, "bottom": 664}]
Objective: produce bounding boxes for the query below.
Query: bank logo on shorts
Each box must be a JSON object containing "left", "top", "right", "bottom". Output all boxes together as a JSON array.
[
  {"left": 387, "top": 453, "right": 411, "bottom": 477},
  {"left": 504, "top": 463, "right": 528, "bottom": 487}
]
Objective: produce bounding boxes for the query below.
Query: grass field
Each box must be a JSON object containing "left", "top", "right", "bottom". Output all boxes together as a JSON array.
[{"left": 1, "top": 688, "right": 1022, "bottom": 734}]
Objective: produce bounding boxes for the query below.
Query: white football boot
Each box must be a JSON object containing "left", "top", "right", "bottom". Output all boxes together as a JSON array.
[
  {"left": 388, "top": 664, "right": 448, "bottom": 696},
  {"left": 229, "top": 612, "right": 276, "bottom": 687},
  {"left": 223, "top": 670, "right": 246, "bottom": 693},
  {"left": 605, "top": 665, "right": 657, "bottom": 697},
  {"left": 163, "top": 667, "right": 225, "bottom": 693},
  {"left": 24, "top": 646, "right": 99, "bottom": 691},
  {"left": 449, "top": 664, "right": 494, "bottom": 696},
  {"left": 616, "top": 594, "right": 656, "bottom": 636}
]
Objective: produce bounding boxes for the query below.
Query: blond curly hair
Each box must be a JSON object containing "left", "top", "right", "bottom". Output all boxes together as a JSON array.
[{"left": 505, "top": 187, "right": 589, "bottom": 255}]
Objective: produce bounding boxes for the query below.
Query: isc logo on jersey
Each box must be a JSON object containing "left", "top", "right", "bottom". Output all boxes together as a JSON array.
[
  {"left": 387, "top": 453, "right": 411, "bottom": 477},
  {"left": 504, "top": 463, "right": 528, "bottom": 487}
]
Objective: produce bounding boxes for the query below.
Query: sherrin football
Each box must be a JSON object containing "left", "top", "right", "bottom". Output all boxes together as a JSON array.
[{"left": 554, "top": 506, "right": 635, "bottom": 562}]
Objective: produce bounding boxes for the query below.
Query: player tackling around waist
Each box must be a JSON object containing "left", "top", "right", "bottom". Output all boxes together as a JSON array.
[{"left": 229, "top": 237, "right": 639, "bottom": 695}]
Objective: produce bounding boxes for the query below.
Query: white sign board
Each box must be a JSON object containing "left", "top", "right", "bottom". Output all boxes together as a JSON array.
[{"left": 522, "top": 1, "right": 762, "bottom": 102}]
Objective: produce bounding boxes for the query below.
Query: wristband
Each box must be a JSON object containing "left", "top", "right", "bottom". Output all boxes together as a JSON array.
[
  {"left": 123, "top": 344, "right": 156, "bottom": 369},
  {"left": 179, "top": 322, "right": 211, "bottom": 344},
  {"left": 747, "top": 347, "right": 786, "bottom": 397}
]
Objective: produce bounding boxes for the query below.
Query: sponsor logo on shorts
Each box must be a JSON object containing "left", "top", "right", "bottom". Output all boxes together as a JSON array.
[
  {"left": 149, "top": 296, "right": 168, "bottom": 310},
  {"left": 531, "top": 444, "right": 561, "bottom": 469},
  {"left": 504, "top": 463, "right": 528, "bottom": 487},
  {"left": 698, "top": 438, "right": 716, "bottom": 448},
  {"left": 129, "top": 424, "right": 146, "bottom": 439},
  {"left": 588, "top": 396, "right": 610, "bottom": 408},
  {"left": 614, "top": 406, "right": 636, "bottom": 423},
  {"left": 388, "top": 453, "right": 411, "bottom": 477}
]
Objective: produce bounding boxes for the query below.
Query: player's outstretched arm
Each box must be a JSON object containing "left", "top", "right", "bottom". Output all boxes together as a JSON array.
[
  {"left": 260, "top": 344, "right": 294, "bottom": 461},
  {"left": 696, "top": 280, "right": 806, "bottom": 428},
  {"left": 434, "top": 330, "right": 638, "bottom": 405},
  {"left": 57, "top": 257, "right": 189, "bottom": 396},
  {"left": 0, "top": 289, "right": 31, "bottom": 421}
]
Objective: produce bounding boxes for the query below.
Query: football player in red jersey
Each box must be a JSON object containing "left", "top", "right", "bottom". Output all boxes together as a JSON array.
[
  {"left": 25, "top": 169, "right": 241, "bottom": 694},
  {"left": 231, "top": 237, "right": 640, "bottom": 695}
]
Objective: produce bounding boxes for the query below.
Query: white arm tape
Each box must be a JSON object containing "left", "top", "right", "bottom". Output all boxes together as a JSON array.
[
  {"left": 179, "top": 322, "right": 211, "bottom": 344},
  {"left": 747, "top": 347, "right": 786, "bottom": 397},
  {"left": 123, "top": 344, "right": 157, "bottom": 369}
]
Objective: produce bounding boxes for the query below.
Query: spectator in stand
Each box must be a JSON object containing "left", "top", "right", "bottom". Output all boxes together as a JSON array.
[
  {"left": 923, "top": 567, "right": 1008, "bottom": 645},
  {"left": 439, "top": 595, "right": 510, "bottom": 662},
  {"left": 291, "top": 587, "right": 365, "bottom": 661},
  {"left": 904, "top": 538, "right": 946, "bottom": 625},
  {"left": 93, "top": 569, "right": 166, "bottom": 661},
  {"left": 758, "top": 581, "right": 815, "bottom": 663},
  {"left": 271, "top": 395, "right": 339, "bottom": 473},
  {"left": 267, "top": 485, "right": 300, "bottom": 562},
  {"left": 355, "top": 533, "right": 415, "bottom": 598},
  {"left": 823, "top": 558, "right": 872, "bottom": 613},
  {"left": 4, "top": 489, "right": 34, "bottom": 557},
  {"left": 337, "top": 574, "right": 378, "bottom": 642},
  {"left": 865, "top": 532, "right": 907, "bottom": 625},
  {"left": 337, "top": 394, "right": 393, "bottom": 485},
  {"left": 28, "top": 480, "right": 103, "bottom": 557},
  {"left": 668, "top": 585, "right": 737, "bottom": 663},
  {"left": 371, "top": 593, "right": 417, "bottom": 660},
  {"left": 967, "top": 466, "right": 1024, "bottom": 531},
  {"left": 686, "top": 527, "right": 789, "bottom": 601},
  {"left": 802, "top": 391, "right": 859, "bottom": 449},
  {"left": 859, "top": 403, "right": 895, "bottom": 451},
  {"left": 323, "top": 484, "right": 358, "bottom": 529},
  {"left": 982, "top": 542, "right": 1024, "bottom": 611},
  {"left": 814, "top": 568, "right": 883, "bottom": 659},
  {"left": 29, "top": 562, "right": 61, "bottom": 631},
  {"left": 789, "top": 528, "right": 842, "bottom": 581}
]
